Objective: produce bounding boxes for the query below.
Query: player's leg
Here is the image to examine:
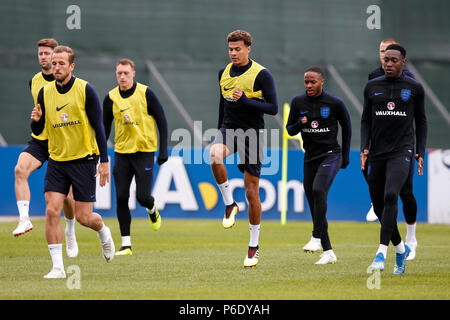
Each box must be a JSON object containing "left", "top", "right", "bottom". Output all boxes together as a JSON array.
[
  {"left": 399, "top": 157, "right": 418, "bottom": 260},
  {"left": 302, "top": 160, "right": 322, "bottom": 252},
  {"left": 63, "top": 186, "right": 78, "bottom": 257},
  {"left": 210, "top": 128, "right": 237, "bottom": 228},
  {"left": 113, "top": 153, "right": 134, "bottom": 254},
  {"left": 43, "top": 190, "right": 67, "bottom": 279},
  {"left": 42, "top": 159, "right": 69, "bottom": 278},
  {"left": 311, "top": 154, "right": 341, "bottom": 264},
  {"left": 383, "top": 156, "right": 411, "bottom": 274},
  {"left": 243, "top": 170, "right": 261, "bottom": 267},
  {"left": 362, "top": 162, "right": 378, "bottom": 222},
  {"left": 303, "top": 161, "right": 322, "bottom": 252},
  {"left": 70, "top": 159, "right": 115, "bottom": 262},
  {"left": 367, "top": 159, "right": 387, "bottom": 270},
  {"left": 13, "top": 152, "right": 42, "bottom": 236},
  {"left": 133, "top": 152, "right": 161, "bottom": 232}
]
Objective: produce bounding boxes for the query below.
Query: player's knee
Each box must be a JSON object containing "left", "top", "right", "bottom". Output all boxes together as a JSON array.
[
  {"left": 45, "top": 206, "right": 60, "bottom": 219},
  {"left": 210, "top": 146, "right": 224, "bottom": 164},
  {"left": 312, "top": 188, "right": 326, "bottom": 201},
  {"left": 75, "top": 214, "right": 89, "bottom": 227},
  {"left": 384, "top": 191, "right": 397, "bottom": 206},
  {"left": 116, "top": 194, "right": 129, "bottom": 206},
  {"left": 245, "top": 186, "right": 259, "bottom": 203},
  {"left": 14, "top": 163, "right": 28, "bottom": 180}
]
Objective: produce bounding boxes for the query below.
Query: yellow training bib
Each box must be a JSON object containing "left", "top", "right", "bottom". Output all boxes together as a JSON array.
[
  {"left": 43, "top": 78, "right": 99, "bottom": 161},
  {"left": 30, "top": 72, "right": 54, "bottom": 140},
  {"left": 220, "top": 60, "right": 265, "bottom": 102},
  {"left": 109, "top": 82, "right": 158, "bottom": 153}
]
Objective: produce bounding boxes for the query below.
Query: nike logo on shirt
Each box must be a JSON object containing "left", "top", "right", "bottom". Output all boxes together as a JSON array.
[
  {"left": 223, "top": 86, "right": 234, "bottom": 91},
  {"left": 56, "top": 103, "right": 69, "bottom": 111},
  {"left": 120, "top": 108, "right": 130, "bottom": 112},
  {"left": 374, "top": 92, "right": 384, "bottom": 96}
]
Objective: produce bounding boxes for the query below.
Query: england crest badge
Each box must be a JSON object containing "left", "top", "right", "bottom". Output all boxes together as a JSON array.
[
  {"left": 320, "top": 106, "right": 330, "bottom": 118},
  {"left": 401, "top": 89, "right": 411, "bottom": 101}
]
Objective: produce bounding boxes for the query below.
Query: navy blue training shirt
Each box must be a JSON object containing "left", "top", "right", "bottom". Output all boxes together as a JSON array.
[{"left": 286, "top": 90, "right": 352, "bottom": 168}]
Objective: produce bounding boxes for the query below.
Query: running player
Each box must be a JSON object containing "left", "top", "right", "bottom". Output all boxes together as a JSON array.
[
  {"left": 286, "top": 67, "right": 351, "bottom": 265},
  {"left": 31, "top": 45, "right": 115, "bottom": 278},
  {"left": 361, "top": 44, "right": 427, "bottom": 275},
  {"left": 210, "top": 30, "right": 278, "bottom": 267},
  {"left": 14, "top": 38, "right": 78, "bottom": 258},
  {"left": 103, "top": 58, "right": 168, "bottom": 255},
  {"left": 365, "top": 38, "right": 419, "bottom": 260}
]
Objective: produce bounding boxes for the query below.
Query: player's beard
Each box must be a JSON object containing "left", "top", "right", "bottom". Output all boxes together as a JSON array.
[{"left": 55, "top": 71, "right": 70, "bottom": 85}]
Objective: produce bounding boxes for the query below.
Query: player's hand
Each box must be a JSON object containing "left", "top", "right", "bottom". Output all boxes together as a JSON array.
[
  {"left": 232, "top": 88, "right": 244, "bottom": 101},
  {"left": 157, "top": 152, "right": 168, "bottom": 166},
  {"left": 31, "top": 104, "right": 42, "bottom": 122},
  {"left": 95, "top": 162, "right": 110, "bottom": 187},
  {"left": 360, "top": 149, "right": 369, "bottom": 170},
  {"left": 415, "top": 154, "right": 424, "bottom": 176}
]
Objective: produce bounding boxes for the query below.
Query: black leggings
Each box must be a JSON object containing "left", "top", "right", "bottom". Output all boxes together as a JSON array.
[
  {"left": 303, "top": 154, "right": 342, "bottom": 251},
  {"left": 362, "top": 154, "right": 417, "bottom": 224},
  {"left": 113, "top": 152, "right": 155, "bottom": 237},
  {"left": 367, "top": 155, "right": 411, "bottom": 246}
]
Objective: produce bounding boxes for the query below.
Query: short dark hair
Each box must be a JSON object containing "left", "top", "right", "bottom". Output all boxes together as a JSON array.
[
  {"left": 385, "top": 44, "right": 406, "bottom": 58},
  {"left": 227, "top": 30, "right": 252, "bottom": 46},
  {"left": 304, "top": 66, "right": 324, "bottom": 77}
]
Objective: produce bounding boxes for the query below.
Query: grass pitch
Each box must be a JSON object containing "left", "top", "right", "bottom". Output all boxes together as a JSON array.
[{"left": 0, "top": 218, "right": 449, "bottom": 300}]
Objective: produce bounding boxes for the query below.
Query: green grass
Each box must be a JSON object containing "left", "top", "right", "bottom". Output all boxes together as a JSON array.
[{"left": 0, "top": 218, "right": 449, "bottom": 300}]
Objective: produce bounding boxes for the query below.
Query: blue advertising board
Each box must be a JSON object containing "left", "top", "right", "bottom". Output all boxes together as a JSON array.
[{"left": 0, "top": 146, "right": 428, "bottom": 222}]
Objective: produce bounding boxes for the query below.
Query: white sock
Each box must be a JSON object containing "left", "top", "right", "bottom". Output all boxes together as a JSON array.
[
  {"left": 218, "top": 181, "right": 234, "bottom": 206},
  {"left": 249, "top": 224, "right": 260, "bottom": 247},
  {"left": 48, "top": 244, "right": 64, "bottom": 270},
  {"left": 64, "top": 217, "right": 75, "bottom": 235},
  {"left": 394, "top": 241, "right": 405, "bottom": 254},
  {"left": 97, "top": 223, "right": 110, "bottom": 242},
  {"left": 323, "top": 249, "right": 335, "bottom": 256},
  {"left": 147, "top": 204, "right": 156, "bottom": 214},
  {"left": 17, "top": 200, "right": 30, "bottom": 220},
  {"left": 376, "top": 244, "right": 388, "bottom": 258},
  {"left": 122, "top": 236, "right": 131, "bottom": 247},
  {"left": 405, "top": 223, "right": 417, "bottom": 244}
]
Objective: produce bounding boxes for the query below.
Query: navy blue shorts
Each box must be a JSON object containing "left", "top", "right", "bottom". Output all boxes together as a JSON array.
[
  {"left": 213, "top": 127, "right": 264, "bottom": 177},
  {"left": 22, "top": 137, "right": 49, "bottom": 165},
  {"left": 44, "top": 156, "right": 98, "bottom": 202}
]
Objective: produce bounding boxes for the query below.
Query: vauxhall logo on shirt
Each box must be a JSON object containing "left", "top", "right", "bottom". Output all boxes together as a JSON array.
[
  {"left": 52, "top": 112, "right": 81, "bottom": 128},
  {"left": 302, "top": 120, "right": 331, "bottom": 133},
  {"left": 375, "top": 101, "right": 407, "bottom": 117}
]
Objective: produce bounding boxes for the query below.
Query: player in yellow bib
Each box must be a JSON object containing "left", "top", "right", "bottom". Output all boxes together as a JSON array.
[
  {"left": 13, "top": 38, "right": 78, "bottom": 259},
  {"left": 103, "top": 58, "right": 168, "bottom": 255},
  {"left": 210, "top": 30, "right": 278, "bottom": 267},
  {"left": 31, "top": 46, "right": 115, "bottom": 278}
]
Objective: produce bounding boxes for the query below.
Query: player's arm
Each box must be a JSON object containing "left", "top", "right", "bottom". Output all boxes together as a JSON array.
[
  {"left": 285, "top": 97, "right": 303, "bottom": 136},
  {"left": 234, "top": 69, "right": 278, "bottom": 115},
  {"left": 336, "top": 98, "right": 352, "bottom": 169},
  {"left": 413, "top": 83, "right": 427, "bottom": 176},
  {"left": 85, "top": 84, "right": 108, "bottom": 163},
  {"left": 217, "top": 69, "right": 225, "bottom": 129},
  {"left": 146, "top": 88, "right": 168, "bottom": 165},
  {"left": 85, "top": 84, "right": 109, "bottom": 186},
  {"left": 30, "top": 88, "right": 45, "bottom": 135},
  {"left": 360, "top": 83, "right": 372, "bottom": 170},
  {"left": 102, "top": 94, "right": 114, "bottom": 141}
]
